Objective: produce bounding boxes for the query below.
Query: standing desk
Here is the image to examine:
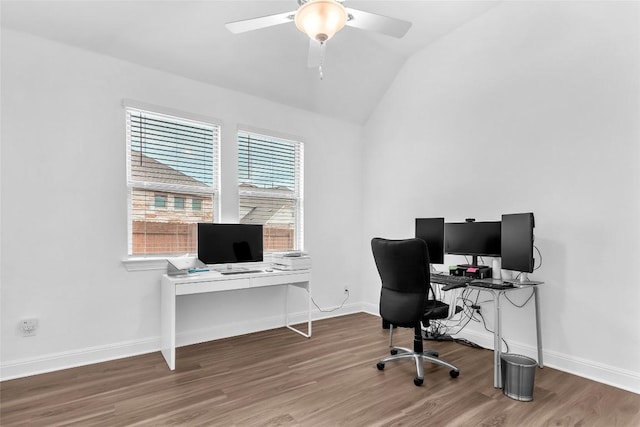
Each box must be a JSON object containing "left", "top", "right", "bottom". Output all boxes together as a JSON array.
[
  {"left": 466, "top": 282, "right": 544, "bottom": 388},
  {"left": 161, "top": 269, "right": 311, "bottom": 370}
]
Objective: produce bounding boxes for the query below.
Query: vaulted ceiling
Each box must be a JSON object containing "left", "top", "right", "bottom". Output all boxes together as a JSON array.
[{"left": 1, "top": 0, "right": 499, "bottom": 124}]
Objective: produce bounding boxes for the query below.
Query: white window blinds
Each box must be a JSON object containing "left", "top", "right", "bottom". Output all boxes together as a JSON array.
[
  {"left": 126, "top": 108, "right": 219, "bottom": 255},
  {"left": 237, "top": 131, "right": 303, "bottom": 252}
]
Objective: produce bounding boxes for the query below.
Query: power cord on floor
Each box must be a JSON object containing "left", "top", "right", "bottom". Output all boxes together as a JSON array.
[{"left": 311, "top": 290, "right": 350, "bottom": 313}]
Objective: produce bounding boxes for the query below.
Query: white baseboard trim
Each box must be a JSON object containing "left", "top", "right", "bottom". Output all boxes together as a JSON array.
[
  {"left": 0, "top": 337, "right": 159, "bottom": 382},
  {"left": 0, "top": 303, "right": 364, "bottom": 381},
  {"left": 361, "top": 302, "right": 379, "bottom": 316},
  {"left": 311, "top": 301, "right": 363, "bottom": 320},
  {"left": 449, "top": 329, "right": 640, "bottom": 395},
  {"left": 542, "top": 348, "right": 640, "bottom": 395},
  {"left": 2, "top": 307, "right": 638, "bottom": 395},
  {"left": 359, "top": 307, "right": 639, "bottom": 395},
  {"left": 177, "top": 301, "right": 363, "bottom": 347}
]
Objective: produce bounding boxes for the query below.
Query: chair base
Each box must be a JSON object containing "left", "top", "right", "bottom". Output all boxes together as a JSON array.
[{"left": 377, "top": 324, "right": 460, "bottom": 386}]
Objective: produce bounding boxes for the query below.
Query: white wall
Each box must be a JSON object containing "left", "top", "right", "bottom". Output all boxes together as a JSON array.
[
  {"left": 3, "top": 1, "right": 639, "bottom": 395},
  {"left": 360, "top": 1, "right": 640, "bottom": 393},
  {"left": 0, "top": 29, "right": 364, "bottom": 379}
]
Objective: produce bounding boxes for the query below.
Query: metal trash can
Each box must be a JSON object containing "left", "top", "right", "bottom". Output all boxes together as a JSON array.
[{"left": 501, "top": 353, "right": 537, "bottom": 401}]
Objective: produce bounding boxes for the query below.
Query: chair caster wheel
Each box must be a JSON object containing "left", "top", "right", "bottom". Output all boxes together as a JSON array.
[
  {"left": 376, "top": 362, "right": 385, "bottom": 370},
  {"left": 450, "top": 370, "right": 460, "bottom": 378},
  {"left": 414, "top": 377, "right": 424, "bottom": 386},
  {"left": 390, "top": 349, "right": 398, "bottom": 355}
]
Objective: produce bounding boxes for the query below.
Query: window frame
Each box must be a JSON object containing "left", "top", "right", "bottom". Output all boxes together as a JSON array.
[
  {"left": 124, "top": 101, "right": 221, "bottom": 257},
  {"left": 237, "top": 129, "right": 304, "bottom": 252}
]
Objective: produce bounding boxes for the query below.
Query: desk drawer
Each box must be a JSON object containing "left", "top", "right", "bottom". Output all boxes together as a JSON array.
[
  {"left": 177, "top": 277, "right": 251, "bottom": 295},
  {"left": 251, "top": 271, "right": 310, "bottom": 288}
]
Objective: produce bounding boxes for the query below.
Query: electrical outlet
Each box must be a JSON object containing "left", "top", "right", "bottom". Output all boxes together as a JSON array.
[{"left": 20, "top": 318, "right": 39, "bottom": 337}]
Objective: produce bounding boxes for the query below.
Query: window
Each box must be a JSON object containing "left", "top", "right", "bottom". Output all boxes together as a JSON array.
[
  {"left": 126, "top": 107, "right": 219, "bottom": 255},
  {"left": 237, "top": 130, "right": 303, "bottom": 252},
  {"left": 154, "top": 194, "right": 167, "bottom": 208},
  {"left": 174, "top": 197, "right": 185, "bottom": 210},
  {"left": 192, "top": 198, "right": 202, "bottom": 211}
]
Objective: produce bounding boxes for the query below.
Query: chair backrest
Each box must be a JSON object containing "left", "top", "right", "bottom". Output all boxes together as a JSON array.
[{"left": 371, "top": 238, "right": 431, "bottom": 327}]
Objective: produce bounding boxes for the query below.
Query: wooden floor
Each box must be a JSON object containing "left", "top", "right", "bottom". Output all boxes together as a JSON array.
[{"left": 2, "top": 313, "right": 639, "bottom": 426}]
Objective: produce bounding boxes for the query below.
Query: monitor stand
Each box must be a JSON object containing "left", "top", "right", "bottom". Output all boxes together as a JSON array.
[
  {"left": 504, "top": 272, "right": 543, "bottom": 285},
  {"left": 458, "top": 256, "right": 483, "bottom": 269}
]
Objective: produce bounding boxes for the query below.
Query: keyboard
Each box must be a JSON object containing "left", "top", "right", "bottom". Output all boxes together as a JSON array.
[
  {"left": 470, "top": 279, "right": 514, "bottom": 290},
  {"left": 430, "top": 273, "right": 471, "bottom": 290},
  {"left": 219, "top": 269, "right": 263, "bottom": 275}
]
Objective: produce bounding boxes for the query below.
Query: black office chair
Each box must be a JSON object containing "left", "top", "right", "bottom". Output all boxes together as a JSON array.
[{"left": 371, "top": 237, "right": 460, "bottom": 386}]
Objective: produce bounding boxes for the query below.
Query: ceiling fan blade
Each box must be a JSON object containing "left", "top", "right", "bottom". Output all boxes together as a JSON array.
[
  {"left": 344, "top": 8, "right": 412, "bottom": 38},
  {"left": 225, "top": 11, "right": 295, "bottom": 34},
  {"left": 307, "top": 40, "right": 326, "bottom": 68}
]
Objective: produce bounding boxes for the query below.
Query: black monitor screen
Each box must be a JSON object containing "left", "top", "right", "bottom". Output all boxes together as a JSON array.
[
  {"left": 501, "top": 213, "right": 535, "bottom": 273},
  {"left": 445, "top": 221, "right": 501, "bottom": 258},
  {"left": 415, "top": 218, "right": 445, "bottom": 264},
  {"left": 197, "top": 223, "right": 264, "bottom": 264}
]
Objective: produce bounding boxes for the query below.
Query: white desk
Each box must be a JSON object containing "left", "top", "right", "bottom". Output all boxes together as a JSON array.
[
  {"left": 466, "top": 283, "right": 543, "bottom": 388},
  {"left": 161, "top": 269, "right": 311, "bottom": 370}
]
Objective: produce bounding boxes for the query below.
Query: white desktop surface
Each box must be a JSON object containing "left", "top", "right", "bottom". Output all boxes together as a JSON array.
[{"left": 161, "top": 269, "right": 311, "bottom": 370}]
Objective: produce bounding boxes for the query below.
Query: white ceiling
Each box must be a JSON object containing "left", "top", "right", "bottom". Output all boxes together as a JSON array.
[{"left": 1, "top": 0, "right": 499, "bottom": 124}]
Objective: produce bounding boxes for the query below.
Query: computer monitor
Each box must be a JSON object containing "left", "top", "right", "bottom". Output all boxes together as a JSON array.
[
  {"left": 500, "top": 213, "right": 535, "bottom": 275},
  {"left": 415, "top": 218, "right": 445, "bottom": 265},
  {"left": 197, "top": 223, "right": 264, "bottom": 265},
  {"left": 445, "top": 221, "right": 501, "bottom": 266}
]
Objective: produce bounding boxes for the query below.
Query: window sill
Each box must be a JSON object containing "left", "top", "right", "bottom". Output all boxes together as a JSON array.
[
  {"left": 122, "top": 257, "right": 169, "bottom": 272},
  {"left": 122, "top": 253, "right": 294, "bottom": 272}
]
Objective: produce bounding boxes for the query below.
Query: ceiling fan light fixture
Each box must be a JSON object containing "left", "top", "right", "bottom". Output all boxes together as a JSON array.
[{"left": 295, "top": 0, "right": 347, "bottom": 43}]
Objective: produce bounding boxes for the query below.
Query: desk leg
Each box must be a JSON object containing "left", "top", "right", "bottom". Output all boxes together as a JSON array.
[
  {"left": 534, "top": 286, "right": 544, "bottom": 368},
  {"left": 306, "top": 281, "right": 312, "bottom": 336},
  {"left": 494, "top": 290, "right": 503, "bottom": 388},
  {"left": 285, "top": 282, "right": 312, "bottom": 338},
  {"left": 161, "top": 280, "right": 176, "bottom": 370}
]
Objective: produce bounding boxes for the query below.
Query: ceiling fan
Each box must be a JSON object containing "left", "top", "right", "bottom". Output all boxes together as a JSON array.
[{"left": 225, "top": 0, "right": 412, "bottom": 76}]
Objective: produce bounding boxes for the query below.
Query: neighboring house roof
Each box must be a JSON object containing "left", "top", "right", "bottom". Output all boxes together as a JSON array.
[
  {"left": 238, "top": 183, "right": 296, "bottom": 225},
  {"left": 240, "top": 197, "right": 294, "bottom": 225},
  {"left": 131, "top": 150, "right": 209, "bottom": 188},
  {"left": 131, "top": 152, "right": 294, "bottom": 225}
]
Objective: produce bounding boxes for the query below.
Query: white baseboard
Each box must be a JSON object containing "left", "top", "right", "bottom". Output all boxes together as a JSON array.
[
  {"left": 0, "top": 338, "right": 159, "bottom": 381},
  {"left": 361, "top": 302, "right": 379, "bottom": 316},
  {"left": 0, "top": 303, "right": 364, "bottom": 381},
  {"left": 360, "top": 306, "right": 639, "bottom": 395},
  {"left": 448, "top": 329, "right": 640, "bottom": 395},
  {"left": 541, "top": 347, "right": 640, "bottom": 395},
  {"left": 2, "top": 306, "right": 638, "bottom": 395}
]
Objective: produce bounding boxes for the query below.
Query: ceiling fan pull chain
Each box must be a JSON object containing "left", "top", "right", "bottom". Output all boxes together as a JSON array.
[{"left": 318, "top": 41, "right": 326, "bottom": 80}]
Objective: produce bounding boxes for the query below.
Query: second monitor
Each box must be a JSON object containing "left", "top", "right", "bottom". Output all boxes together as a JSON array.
[{"left": 444, "top": 220, "right": 501, "bottom": 267}]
